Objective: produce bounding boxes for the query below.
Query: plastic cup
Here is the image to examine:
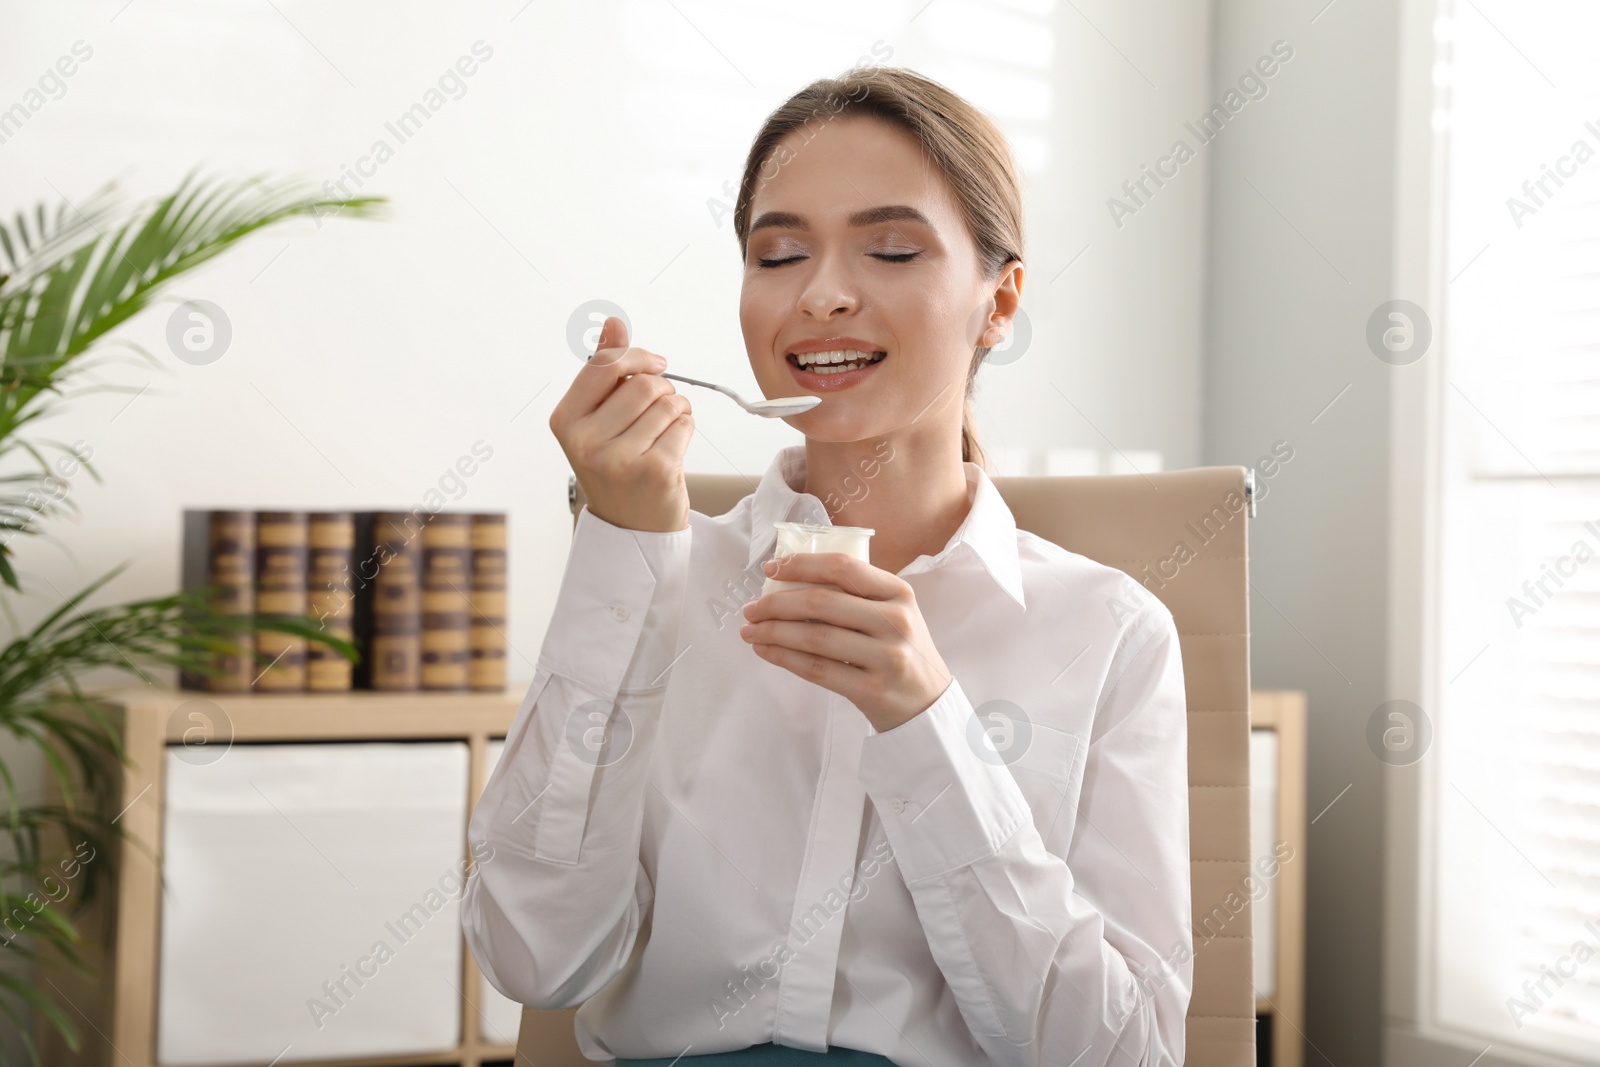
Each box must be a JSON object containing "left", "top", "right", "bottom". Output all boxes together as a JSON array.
[{"left": 762, "top": 520, "right": 876, "bottom": 596}]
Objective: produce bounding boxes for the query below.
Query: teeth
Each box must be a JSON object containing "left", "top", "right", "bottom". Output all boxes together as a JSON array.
[{"left": 793, "top": 349, "right": 885, "bottom": 371}]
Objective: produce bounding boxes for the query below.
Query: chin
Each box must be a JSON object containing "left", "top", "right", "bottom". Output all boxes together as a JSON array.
[{"left": 795, "top": 422, "right": 889, "bottom": 445}]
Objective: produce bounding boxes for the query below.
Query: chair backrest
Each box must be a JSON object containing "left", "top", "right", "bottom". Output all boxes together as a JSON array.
[{"left": 521, "top": 468, "right": 1256, "bottom": 1065}]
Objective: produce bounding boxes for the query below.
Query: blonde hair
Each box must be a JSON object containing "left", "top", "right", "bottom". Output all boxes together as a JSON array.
[{"left": 733, "top": 66, "right": 1025, "bottom": 471}]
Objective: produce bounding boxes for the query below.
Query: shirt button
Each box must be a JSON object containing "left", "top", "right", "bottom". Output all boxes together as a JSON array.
[
  {"left": 890, "top": 798, "right": 906, "bottom": 814},
  {"left": 611, "top": 605, "right": 630, "bottom": 622}
]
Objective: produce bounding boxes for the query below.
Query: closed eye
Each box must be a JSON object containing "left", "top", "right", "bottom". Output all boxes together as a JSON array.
[{"left": 754, "top": 252, "right": 922, "bottom": 268}]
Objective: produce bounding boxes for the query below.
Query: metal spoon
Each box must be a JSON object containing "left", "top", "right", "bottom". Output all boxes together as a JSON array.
[{"left": 662, "top": 372, "right": 821, "bottom": 418}]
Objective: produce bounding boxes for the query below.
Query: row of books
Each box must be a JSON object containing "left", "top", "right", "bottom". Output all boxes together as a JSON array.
[{"left": 180, "top": 510, "right": 507, "bottom": 693}]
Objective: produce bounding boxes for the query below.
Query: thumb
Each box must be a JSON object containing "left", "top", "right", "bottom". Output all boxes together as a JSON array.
[{"left": 593, "top": 314, "right": 629, "bottom": 358}]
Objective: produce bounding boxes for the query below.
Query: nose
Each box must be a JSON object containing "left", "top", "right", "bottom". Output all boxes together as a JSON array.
[{"left": 798, "top": 251, "right": 859, "bottom": 320}]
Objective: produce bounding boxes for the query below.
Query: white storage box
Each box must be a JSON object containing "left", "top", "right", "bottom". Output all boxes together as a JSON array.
[
  {"left": 157, "top": 741, "right": 470, "bottom": 1064},
  {"left": 1250, "top": 727, "right": 1280, "bottom": 998}
]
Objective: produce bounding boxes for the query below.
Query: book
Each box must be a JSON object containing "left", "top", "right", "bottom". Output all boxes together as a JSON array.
[
  {"left": 177, "top": 504, "right": 508, "bottom": 694},
  {"left": 179, "top": 509, "right": 255, "bottom": 692},
  {"left": 254, "top": 511, "right": 308, "bottom": 691},
  {"left": 349, "top": 512, "right": 377, "bottom": 689},
  {"left": 469, "top": 513, "right": 507, "bottom": 692},
  {"left": 355, "top": 511, "right": 425, "bottom": 691},
  {"left": 307, "top": 512, "right": 356, "bottom": 692},
  {"left": 421, "top": 514, "right": 471, "bottom": 690}
]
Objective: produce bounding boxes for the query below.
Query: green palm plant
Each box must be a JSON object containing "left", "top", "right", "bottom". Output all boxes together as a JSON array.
[{"left": 0, "top": 171, "right": 387, "bottom": 1063}]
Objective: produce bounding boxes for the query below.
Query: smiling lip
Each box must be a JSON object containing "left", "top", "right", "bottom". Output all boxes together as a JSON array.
[
  {"left": 786, "top": 335, "right": 885, "bottom": 356},
  {"left": 785, "top": 343, "right": 886, "bottom": 392}
]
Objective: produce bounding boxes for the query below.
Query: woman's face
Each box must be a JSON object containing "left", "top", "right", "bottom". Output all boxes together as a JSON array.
[{"left": 739, "top": 114, "right": 1020, "bottom": 444}]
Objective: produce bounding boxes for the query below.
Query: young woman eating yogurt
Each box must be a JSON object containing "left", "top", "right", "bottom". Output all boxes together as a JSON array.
[{"left": 463, "top": 66, "right": 1192, "bottom": 1067}]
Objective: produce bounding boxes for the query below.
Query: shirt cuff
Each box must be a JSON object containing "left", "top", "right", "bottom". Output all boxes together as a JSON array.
[
  {"left": 536, "top": 504, "right": 692, "bottom": 697},
  {"left": 857, "top": 676, "right": 1033, "bottom": 885}
]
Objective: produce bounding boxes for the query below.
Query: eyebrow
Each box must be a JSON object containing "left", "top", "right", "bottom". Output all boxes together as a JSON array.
[{"left": 748, "top": 204, "right": 936, "bottom": 234}]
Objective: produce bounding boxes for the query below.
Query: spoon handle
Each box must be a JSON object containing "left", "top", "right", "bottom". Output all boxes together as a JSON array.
[
  {"left": 661, "top": 371, "right": 739, "bottom": 403},
  {"left": 660, "top": 371, "right": 716, "bottom": 390}
]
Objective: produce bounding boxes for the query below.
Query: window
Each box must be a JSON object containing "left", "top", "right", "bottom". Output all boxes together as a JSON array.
[{"left": 1428, "top": 0, "right": 1600, "bottom": 1060}]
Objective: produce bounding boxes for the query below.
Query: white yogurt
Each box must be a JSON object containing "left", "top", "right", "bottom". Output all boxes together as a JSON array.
[{"left": 762, "top": 520, "right": 876, "bottom": 596}]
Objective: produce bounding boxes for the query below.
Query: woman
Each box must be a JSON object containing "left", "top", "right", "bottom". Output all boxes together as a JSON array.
[{"left": 462, "top": 66, "right": 1192, "bottom": 1066}]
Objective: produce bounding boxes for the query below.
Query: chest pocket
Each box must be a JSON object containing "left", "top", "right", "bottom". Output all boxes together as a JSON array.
[{"left": 1005, "top": 721, "right": 1089, "bottom": 855}]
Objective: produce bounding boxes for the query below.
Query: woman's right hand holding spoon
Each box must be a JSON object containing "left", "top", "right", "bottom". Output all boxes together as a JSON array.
[{"left": 548, "top": 315, "right": 694, "bottom": 533}]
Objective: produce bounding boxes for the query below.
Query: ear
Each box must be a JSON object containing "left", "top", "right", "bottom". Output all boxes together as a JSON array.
[{"left": 977, "top": 260, "right": 1024, "bottom": 347}]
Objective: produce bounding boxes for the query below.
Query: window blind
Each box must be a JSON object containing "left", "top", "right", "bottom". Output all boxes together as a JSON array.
[{"left": 1434, "top": 0, "right": 1600, "bottom": 1060}]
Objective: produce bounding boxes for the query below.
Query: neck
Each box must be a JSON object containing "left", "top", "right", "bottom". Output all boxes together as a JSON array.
[{"left": 801, "top": 428, "right": 972, "bottom": 577}]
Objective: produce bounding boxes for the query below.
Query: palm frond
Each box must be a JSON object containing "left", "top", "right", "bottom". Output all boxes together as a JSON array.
[
  {"left": 0, "top": 171, "right": 386, "bottom": 1065},
  {"left": 0, "top": 170, "right": 386, "bottom": 589}
]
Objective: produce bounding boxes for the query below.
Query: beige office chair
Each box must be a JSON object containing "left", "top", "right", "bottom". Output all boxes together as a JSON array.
[{"left": 518, "top": 466, "right": 1256, "bottom": 1065}]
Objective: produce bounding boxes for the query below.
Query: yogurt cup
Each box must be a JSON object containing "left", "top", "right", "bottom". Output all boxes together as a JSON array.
[{"left": 763, "top": 521, "right": 876, "bottom": 596}]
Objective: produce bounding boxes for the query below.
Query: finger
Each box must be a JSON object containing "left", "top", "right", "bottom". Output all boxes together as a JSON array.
[
  {"left": 587, "top": 372, "right": 679, "bottom": 443},
  {"left": 587, "top": 315, "right": 631, "bottom": 369},
  {"left": 649, "top": 403, "right": 696, "bottom": 459},
  {"left": 613, "top": 391, "right": 693, "bottom": 457},
  {"left": 751, "top": 639, "right": 863, "bottom": 690},
  {"left": 743, "top": 583, "right": 886, "bottom": 635},
  {"left": 763, "top": 551, "right": 903, "bottom": 602},
  {"left": 561, "top": 349, "right": 668, "bottom": 428},
  {"left": 742, "top": 617, "right": 877, "bottom": 667},
  {"left": 562, "top": 318, "right": 668, "bottom": 418}
]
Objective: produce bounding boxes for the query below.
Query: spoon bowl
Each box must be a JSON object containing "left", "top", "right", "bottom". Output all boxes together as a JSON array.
[
  {"left": 662, "top": 372, "right": 821, "bottom": 418},
  {"left": 744, "top": 396, "right": 823, "bottom": 417}
]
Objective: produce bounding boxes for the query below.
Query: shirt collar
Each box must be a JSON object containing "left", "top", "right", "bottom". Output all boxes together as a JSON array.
[{"left": 744, "top": 444, "right": 1026, "bottom": 610}]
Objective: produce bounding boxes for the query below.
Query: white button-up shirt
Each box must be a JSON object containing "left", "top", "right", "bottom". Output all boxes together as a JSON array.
[{"left": 462, "top": 444, "right": 1192, "bottom": 1065}]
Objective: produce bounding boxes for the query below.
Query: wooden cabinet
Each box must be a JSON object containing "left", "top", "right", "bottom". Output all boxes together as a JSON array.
[
  {"left": 40, "top": 687, "right": 523, "bottom": 1067},
  {"left": 1250, "top": 690, "right": 1307, "bottom": 1067}
]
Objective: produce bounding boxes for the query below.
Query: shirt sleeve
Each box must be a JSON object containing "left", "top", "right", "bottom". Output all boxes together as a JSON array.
[
  {"left": 461, "top": 504, "right": 692, "bottom": 1009},
  {"left": 855, "top": 605, "right": 1192, "bottom": 1067}
]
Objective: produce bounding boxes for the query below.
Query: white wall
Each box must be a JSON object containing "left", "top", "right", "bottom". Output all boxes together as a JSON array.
[
  {"left": 0, "top": 0, "right": 1212, "bottom": 1053},
  {"left": 0, "top": 0, "right": 1210, "bottom": 678},
  {"left": 1202, "top": 0, "right": 1402, "bottom": 1064}
]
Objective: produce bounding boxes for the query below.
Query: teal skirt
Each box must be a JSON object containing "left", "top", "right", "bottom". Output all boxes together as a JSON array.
[{"left": 615, "top": 1043, "right": 896, "bottom": 1066}]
